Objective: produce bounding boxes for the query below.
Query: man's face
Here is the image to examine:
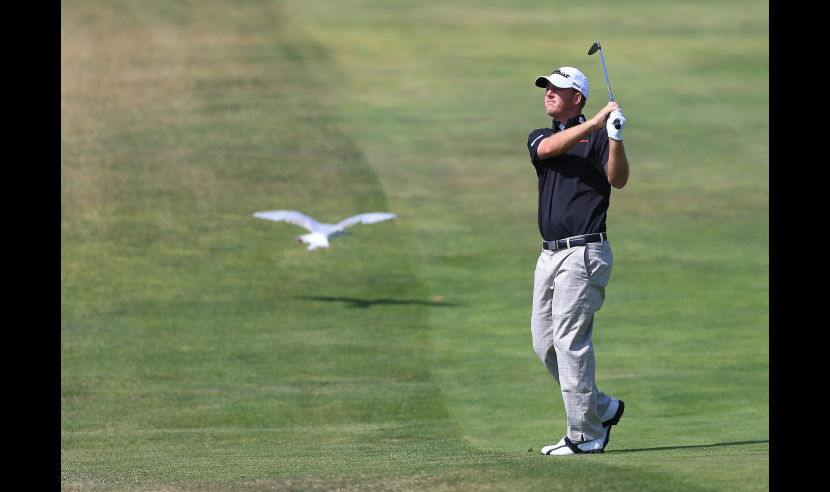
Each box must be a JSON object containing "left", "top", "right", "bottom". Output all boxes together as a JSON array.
[{"left": 544, "top": 83, "right": 580, "bottom": 119}]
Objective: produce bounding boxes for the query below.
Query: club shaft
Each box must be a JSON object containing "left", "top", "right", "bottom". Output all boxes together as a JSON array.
[
  {"left": 598, "top": 49, "right": 614, "bottom": 101},
  {"left": 596, "top": 45, "right": 620, "bottom": 129}
]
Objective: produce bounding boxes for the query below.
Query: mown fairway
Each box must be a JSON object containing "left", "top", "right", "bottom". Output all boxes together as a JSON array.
[{"left": 61, "top": 0, "right": 769, "bottom": 490}]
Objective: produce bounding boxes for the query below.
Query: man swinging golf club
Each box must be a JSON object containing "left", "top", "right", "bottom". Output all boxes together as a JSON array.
[{"left": 526, "top": 42, "right": 629, "bottom": 455}]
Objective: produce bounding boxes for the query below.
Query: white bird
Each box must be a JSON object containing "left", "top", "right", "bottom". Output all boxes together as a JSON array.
[{"left": 253, "top": 210, "right": 397, "bottom": 250}]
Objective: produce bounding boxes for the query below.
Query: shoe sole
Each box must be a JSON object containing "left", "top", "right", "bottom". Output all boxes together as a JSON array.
[
  {"left": 602, "top": 400, "right": 625, "bottom": 427},
  {"left": 601, "top": 400, "right": 624, "bottom": 450}
]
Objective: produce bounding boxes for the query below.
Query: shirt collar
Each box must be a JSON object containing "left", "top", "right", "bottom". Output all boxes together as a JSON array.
[{"left": 552, "top": 114, "right": 586, "bottom": 132}]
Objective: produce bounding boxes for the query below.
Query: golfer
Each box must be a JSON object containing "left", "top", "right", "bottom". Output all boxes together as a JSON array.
[{"left": 527, "top": 66, "right": 629, "bottom": 455}]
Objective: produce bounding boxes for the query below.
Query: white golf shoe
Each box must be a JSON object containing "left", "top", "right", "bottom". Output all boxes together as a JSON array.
[
  {"left": 540, "top": 399, "right": 625, "bottom": 455},
  {"left": 540, "top": 427, "right": 610, "bottom": 455}
]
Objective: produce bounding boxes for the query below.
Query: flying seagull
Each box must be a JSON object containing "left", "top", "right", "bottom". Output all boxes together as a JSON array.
[{"left": 253, "top": 210, "right": 397, "bottom": 250}]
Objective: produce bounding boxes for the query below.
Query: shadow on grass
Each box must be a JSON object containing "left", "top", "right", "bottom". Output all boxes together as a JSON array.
[
  {"left": 609, "top": 439, "right": 768, "bottom": 453},
  {"left": 300, "top": 295, "right": 462, "bottom": 309}
]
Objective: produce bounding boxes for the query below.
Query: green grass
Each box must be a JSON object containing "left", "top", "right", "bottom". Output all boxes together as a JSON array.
[{"left": 61, "top": 0, "right": 768, "bottom": 490}]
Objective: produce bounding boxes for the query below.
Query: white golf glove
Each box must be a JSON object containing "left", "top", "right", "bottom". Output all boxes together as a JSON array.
[{"left": 606, "top": 109, "right": 626, "bottom": 140}]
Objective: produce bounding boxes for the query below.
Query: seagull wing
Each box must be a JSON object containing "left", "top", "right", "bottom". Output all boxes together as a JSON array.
[
  {"left": 335, "top": 212, "right": 397, "bottom": 229},
  {"left": 253, "top": 210, "right": 321, "bottom": 232}
]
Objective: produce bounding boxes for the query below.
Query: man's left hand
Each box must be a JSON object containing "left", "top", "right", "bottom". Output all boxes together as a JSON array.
[{"left": 607, "top": 109, "right": 626, "bottom": 140}]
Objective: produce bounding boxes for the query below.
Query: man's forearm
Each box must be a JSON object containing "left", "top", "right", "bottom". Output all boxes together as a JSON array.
[
  {"left": 607, "top": 139, "right": 629, "bottom": 189},
  {"left": 536, "top": 122, "right": 597, "bottom": 160}
]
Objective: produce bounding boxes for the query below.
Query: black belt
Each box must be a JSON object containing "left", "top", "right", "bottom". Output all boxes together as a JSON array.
[{"left": 542, "top": 232, "right": 607, "bottom": 251}]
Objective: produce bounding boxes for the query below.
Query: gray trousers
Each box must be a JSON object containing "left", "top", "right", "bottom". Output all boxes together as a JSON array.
[{"left": 531, "top": 240, "right": 615, "bottom": 442}]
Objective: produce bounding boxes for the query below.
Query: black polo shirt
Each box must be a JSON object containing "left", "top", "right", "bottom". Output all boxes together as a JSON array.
[{"left": 527, "top": 115, "right": 611, "bottom": 242}]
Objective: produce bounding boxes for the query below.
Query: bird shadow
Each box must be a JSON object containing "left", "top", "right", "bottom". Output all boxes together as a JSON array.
[
  {"left": 299, "top": 295, "right": 462, "bottom": 309},
  {"left": 607, "top": 439, "right": 768, "bottom": 454}
]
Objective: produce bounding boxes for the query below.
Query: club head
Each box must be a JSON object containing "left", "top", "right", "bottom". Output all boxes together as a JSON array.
[{"left": 588, "top": 41, "right": 601, "bottom": 55}]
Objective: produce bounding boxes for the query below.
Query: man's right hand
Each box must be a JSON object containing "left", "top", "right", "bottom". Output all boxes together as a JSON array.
[{"left": 590, "top": 101, "right": 621, "bottom": 131}]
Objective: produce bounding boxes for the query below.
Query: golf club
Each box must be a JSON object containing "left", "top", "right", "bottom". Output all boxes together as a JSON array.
[{"left": 587, "top": 41, "right": 621, "bottom": 130}]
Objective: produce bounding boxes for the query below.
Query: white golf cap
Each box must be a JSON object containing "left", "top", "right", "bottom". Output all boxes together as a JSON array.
[{"left": 534, "top": 66, "right": 589, "bottom": 99}]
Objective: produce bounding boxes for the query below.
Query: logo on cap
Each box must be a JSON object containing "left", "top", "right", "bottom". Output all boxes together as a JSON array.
[{"left": 535, "top": 66, "right": 589, "bottom": 98}]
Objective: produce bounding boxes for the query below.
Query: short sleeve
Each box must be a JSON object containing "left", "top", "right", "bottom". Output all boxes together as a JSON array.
[{"left": 528, "top": 128, "right": 554, "bottom": 165}]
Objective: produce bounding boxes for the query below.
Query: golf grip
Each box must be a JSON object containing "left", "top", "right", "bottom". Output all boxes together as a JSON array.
[{"left": 609, "top": 95, "right": 620, "bottom": 129}]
